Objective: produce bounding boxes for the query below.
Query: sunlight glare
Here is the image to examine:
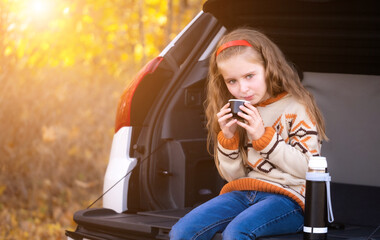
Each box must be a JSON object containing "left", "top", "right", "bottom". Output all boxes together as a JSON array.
[
  {"left": 30, "top": 0, "right": 51, "bottom": 16},
  {"left": 63, "top": 7, "right": 70, "bottom": 15}
]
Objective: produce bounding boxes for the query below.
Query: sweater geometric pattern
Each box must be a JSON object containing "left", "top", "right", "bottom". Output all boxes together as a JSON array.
[{"left": 217, "top": 93, "right": 322, "bottom": 210}]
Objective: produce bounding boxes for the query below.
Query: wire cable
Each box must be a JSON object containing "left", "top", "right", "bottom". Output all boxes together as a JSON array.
[
  {"left": 367, "top": 224, "right": 380, "bottom": 240},
  {"left": 86, "top": 140, "right": 169, "bottom": 209}
]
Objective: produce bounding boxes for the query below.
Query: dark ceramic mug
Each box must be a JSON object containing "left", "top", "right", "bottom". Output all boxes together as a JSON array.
[{"left": 229, "top": 99, "right": 250, "bottom": 119}]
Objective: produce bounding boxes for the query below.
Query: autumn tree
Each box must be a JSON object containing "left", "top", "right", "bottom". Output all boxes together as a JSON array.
[
  {"left": 0, "top": 0, "right": 203, "bottom": 78},
  {"left": 0, "top": 0, "right": 203, "bottom": 239}
]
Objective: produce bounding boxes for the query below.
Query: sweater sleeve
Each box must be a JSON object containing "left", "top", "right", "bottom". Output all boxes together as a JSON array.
[
  {"left": 217, "top": 131, "right": 247, "bottom": 182},
  {"left": 252, "top": 106, "right": 321, "bottom": 179}
]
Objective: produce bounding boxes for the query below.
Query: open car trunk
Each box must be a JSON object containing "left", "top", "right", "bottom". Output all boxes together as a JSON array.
[
  {"left": 68, "top": 183, "right": 380, "bottom": 239},
  {"left": 67, "top": 0, "right": 380, "bottom": 239}
]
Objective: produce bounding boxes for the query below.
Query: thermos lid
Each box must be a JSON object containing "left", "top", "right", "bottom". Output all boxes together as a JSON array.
[{"left": 308, "top": 156, "right": 327, "bottom": 170}]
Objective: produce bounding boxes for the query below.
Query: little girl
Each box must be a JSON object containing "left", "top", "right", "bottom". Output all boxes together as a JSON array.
[{"left": 170, "top": 28, "right": 327, "bottom": 240}]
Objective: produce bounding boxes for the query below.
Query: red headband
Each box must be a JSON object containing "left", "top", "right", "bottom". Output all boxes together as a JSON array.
[{"left": 216, "top": 40, "right": 252, "bottom": 57}]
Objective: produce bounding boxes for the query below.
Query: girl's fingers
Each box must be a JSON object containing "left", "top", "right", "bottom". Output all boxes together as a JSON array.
[
  {"left": 240, "top": 104, "right": 256, "bottom": 116},
  {"left": 237, "top": 120, "right": 265, "bottom": 141},
  {"left": 220, "top": 103, "right": 230, "bottom": 112},
  {"left": 218, "top": 113, "right": 233, "bottom": 124},
  {"left": 239, "top": 104, "right": 261, "bottom": 121},
  {"left": 226, "top": 118, "right": 238, "bottom": 127},
  {"left": 236, "top": 119, "right": 250, "bottom": 131},
  {"left": 217, "top": 103, "right": 231, "bottom": 118},
  {"left": 217, "top": 109, "right": 231, "bottom": 119},
  {"left": 237, "top": 111, "right": 252, "bottom": 122},
  {"left": 222, "top": 102, "right": 230, "bottom": 109}
]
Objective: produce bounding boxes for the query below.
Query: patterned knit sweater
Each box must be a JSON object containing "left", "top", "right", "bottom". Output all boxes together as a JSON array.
[{"left": 217, "top": 92, "right": 321, "bottom": 210}]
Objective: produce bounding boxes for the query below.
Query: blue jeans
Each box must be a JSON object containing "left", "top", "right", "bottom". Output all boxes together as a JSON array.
[{"left": 170, "top": 191, "right": 304, "bottom": 240}]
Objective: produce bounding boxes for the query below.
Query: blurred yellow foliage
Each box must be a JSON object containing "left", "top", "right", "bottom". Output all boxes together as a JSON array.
[
  {"left": 1, "top": 0, "right": 203, "bottom": 74},
  {"left": 42, "top": 126, "right": 57, "bottom": 143},
  {"left": 82, "top": 15, "right": 93, "bottom": 23},
  {"left": 4, "top": 46, "right": 12, "bottom": 56},
  {"left": 0, "top": 0, "right": 203, "bottom": 239},
  {"left": 68, "top": 146, "right": 79, "bottom": 157},
  {"left": 0, "top": 185, "right": 6, "bottom": 197},
  {"left": 69, "top": 126, "right": 80, "bottom": 140}
]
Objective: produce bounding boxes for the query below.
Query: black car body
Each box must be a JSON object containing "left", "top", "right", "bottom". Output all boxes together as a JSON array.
[{"left": 66, "top": 0, "right": 380, "bottom": 239}]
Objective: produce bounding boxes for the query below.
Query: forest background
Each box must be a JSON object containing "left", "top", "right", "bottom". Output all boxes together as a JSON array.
[{"left": 0, "top": 0, "right": 203, "bottom": 238}]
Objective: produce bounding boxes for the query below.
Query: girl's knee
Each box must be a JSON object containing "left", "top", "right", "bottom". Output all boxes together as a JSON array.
[
  {"left": 170, "top": 220, "right": 206, "bottom": 240},
  {"left": 170, "top": 219, "right": 226, "bottom": 240},
  {"left": 222, "top": 225, "right": 256, "bottom": 240},
  {"left": 170, "top": 221, "right": 193, "bottom": 240}
]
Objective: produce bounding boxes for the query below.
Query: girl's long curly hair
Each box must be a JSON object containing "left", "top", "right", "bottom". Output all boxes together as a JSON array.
[{"left": 205, "top": 28, "right": 327, "bottom": 178}]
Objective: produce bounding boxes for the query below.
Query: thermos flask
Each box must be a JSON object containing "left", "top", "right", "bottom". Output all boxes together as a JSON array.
[{"left": 303, "top": 156, "right": 334, "bottom": 240}]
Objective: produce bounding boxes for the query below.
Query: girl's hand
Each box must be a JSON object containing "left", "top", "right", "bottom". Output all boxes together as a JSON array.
[
  {"left": 217, "top": 103, "right": 238, "bottom": 139},
  {"left": 237, "top": 103, "right": 265, "bottom": 140}
]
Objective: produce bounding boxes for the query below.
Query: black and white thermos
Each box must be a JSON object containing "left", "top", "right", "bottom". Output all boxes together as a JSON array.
[{"left": 303, "top": 156, "right": 334, "bottom": 240}]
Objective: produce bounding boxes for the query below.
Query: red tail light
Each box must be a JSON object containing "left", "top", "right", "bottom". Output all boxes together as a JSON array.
[{"left": 115, "top": 57, "right": 164, "bottom": 132}]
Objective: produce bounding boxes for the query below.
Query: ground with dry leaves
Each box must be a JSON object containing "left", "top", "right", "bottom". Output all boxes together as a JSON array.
[{"left": 0, "top": 69, "right": 126, "bottom": 239}]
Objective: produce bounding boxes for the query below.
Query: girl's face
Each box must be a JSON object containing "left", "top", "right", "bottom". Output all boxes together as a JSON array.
[{"left": 217, "top": 50, "right": 269, "bottom": 105}]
